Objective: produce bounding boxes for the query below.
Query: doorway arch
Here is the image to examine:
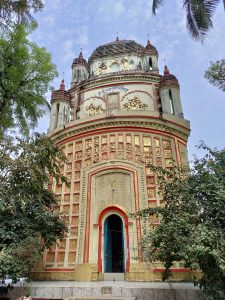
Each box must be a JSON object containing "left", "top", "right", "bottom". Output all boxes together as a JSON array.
[
  {"left": 97, "top": 206, "right": 130, "bottom": 273},
  {"left": 104, "top": 214, "right": 124, "bottom": 273}
]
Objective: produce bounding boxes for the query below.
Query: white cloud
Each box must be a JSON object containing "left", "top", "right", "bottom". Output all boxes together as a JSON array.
[
  {"left": 74, "top": 25, "right": 89, "bottom": 47},
  {"left": 96, "top": 0, "right": 125, "bottom": 21},
  {"left": 62, "top": 39, "right": 75, "bottom": 63},
  {"left": 43, "top": 14, "right": 55, "bottom": 26},
  {"left": 46, "top": 0, "right": 62, "bottom": 14}
]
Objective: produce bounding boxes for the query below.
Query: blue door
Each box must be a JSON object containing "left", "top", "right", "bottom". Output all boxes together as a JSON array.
[{"left": 104, "top": 214, "right": 124, "bottom": 273}]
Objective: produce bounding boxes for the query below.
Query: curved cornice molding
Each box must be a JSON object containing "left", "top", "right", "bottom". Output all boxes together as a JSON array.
[
  {"left": 81, "top": 95, "right": 105, "bottom": 104},
  {"left": 121, "top": 90, "right": 153, "bottom": 102},
  {"left": 69, "top": 72, "right": 161, "bottom": 94},
  {"left": 48, "top": 112, "right": 190, "bottom": 145}
]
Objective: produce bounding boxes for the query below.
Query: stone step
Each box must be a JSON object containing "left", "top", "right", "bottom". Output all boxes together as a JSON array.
[
  {"left": 65, "top": 297, "right": 136, "bottom": 300},
  {"left": 104, "top": 273, "right": 125, "bottom": 281},
  {"left": 0, "top": 282, "right": 201, "bottom": 300}
]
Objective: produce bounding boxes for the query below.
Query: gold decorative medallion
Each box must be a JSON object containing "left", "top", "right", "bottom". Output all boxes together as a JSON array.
[{"left": 123, "top": 96, "right": 148, "bottom": 111}]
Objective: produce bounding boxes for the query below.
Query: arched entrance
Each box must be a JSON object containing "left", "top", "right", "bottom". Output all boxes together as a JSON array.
[
  {"left": 97, "top": 206, "right": 130, "bottom": 273},
  {"left": 104, "top": 214, "right": 124, "bottom": 273}
]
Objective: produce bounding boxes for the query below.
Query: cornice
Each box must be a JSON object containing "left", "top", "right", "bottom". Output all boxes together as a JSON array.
[
  {"left": 69, "top": 72, "right": 161, "bottom": 94},
  {"left": 48, "top": 112, "right": 190, "bottom": 145}
]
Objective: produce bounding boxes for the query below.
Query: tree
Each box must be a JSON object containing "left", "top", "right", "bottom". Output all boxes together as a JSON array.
[
  {"left": 0, "top": 0, "right": 44, "bottom": 27},
  {"left": 0, "top": 133, "right": 67, "bottom": 288},
  {"left": 139, "top": 143, "right": 225, "bottom": 300},
  {"left": 0, "top": 24, "right": 57, "bottom": 138},
  {"left": 205, "top": 59, "right": 225, "bottom": 92},
  {"left": 0, "top": 1, "right": 64, "bottom": 290},
  {"left": 152, "top": 0, "right": 224, "bottom": 41}
]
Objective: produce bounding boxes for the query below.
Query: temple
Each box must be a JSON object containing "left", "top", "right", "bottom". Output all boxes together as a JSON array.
[{"left": 33, "top": 38, "right": 191, "bottom": 281}]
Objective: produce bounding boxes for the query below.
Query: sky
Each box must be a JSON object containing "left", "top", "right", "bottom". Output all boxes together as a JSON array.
[{"left": 32, "top": 0, "right": 225, "bottom": 159}]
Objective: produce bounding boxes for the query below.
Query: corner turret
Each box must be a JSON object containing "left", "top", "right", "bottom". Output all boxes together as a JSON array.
[
  {"left": 143, "top": 39, "right": 159, "bottom": 72},
  {"left": 71, "top": 50, "right": 89, "bottom": 88},
  {"left": 49, "top": 79, "right": 70, "bottom": 131},
  {"left": 159, "top": 66, "right": 184, "bottom": 118}
]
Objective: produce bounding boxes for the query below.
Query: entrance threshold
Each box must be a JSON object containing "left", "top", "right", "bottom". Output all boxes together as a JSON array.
[{"left": 104, "top": 273, "right": 125, "bottom": 281}]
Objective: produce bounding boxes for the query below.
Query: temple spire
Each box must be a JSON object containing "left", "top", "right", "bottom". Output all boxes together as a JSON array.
[
  {"left": 79, "top": 48, "right": 83, "bottom": 59},
  {"left": 164, "top": 65, "right": 170, "bottom": 76},
  {"left": 147, "top": 33, "right": 150, "bottom": 45},
  {"left": 60, "top": 79, "right": 65, "bottom": 90}
]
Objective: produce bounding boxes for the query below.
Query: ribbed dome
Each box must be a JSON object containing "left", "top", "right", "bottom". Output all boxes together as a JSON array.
[
  {"left": 72, "top": 51, "right": 87, "bottom": 67},
  {"left": 89, "top": 40, "right": 145, "bottom": 62},
  {"left": 51, "top": 80, "right": 70, "bottom": 103},
  {"left": 160, "top": 66, "right": 179, "bottom": 88},
  {"left": 145, "top": 40, "right": 158, "bottom": 56}
]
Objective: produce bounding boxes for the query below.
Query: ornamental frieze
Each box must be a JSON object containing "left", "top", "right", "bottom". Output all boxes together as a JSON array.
[
  {"left": 94, "top": 145, "right": 99, "bottom": 153},
  {"left": 86, "top": 103, "right": 105, "bottom": 116},
  {"left": 123, "top": 96, "right": 148, "bottom": 111},
  {"left": 93, "top": 154, "right": 99, "bottom": 163},
  {"left": 121, "top": 58, "right": 132, "bottom": 70},
  {"left": 50, "top": 118, "right": 189, "bottom": 144},
  {"left": 71, "top": 73, "right": 161, "bottom": 93},
  {"left": 96, "top": 62, "right": 108, "bottom": 75}
]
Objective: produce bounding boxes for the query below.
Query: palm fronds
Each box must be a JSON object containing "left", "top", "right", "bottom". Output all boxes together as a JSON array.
[
  {"left": 152, "top": 0, "right": 222, "bottom": 42},
  {"left": 152, "top": 0, "right": 165, "bottom": 15},
  {"left": 183, "top": 0, "right": 220, "bottom": 41}
]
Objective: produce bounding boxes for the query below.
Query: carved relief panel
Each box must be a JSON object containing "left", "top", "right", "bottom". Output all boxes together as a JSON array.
[
  {"left": 94, "top": 172, "right": 132, "bottom": 210},
  {"left": 80, "top": 97, "right": 106, "bottom": 118},
  {"left": 96, "top": 62, "right": 108, "bottom": 75},
  {"left": 122, "top": 90, "right": 154, "bottom": 111},
  {"left": 86, "top": 103, "right": 105, "bottom": 116},
  {"left": 123, "top": 96, "right": 148, "bottom": 111}
]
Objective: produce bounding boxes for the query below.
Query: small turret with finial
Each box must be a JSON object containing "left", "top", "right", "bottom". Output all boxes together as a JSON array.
[{"left": 71, "top": 48, "right": 89, "bottom": 88}]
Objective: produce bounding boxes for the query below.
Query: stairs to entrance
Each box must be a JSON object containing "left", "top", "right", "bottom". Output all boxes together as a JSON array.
[
  {"left": 65, "top": 297, "right": 135, "bottom": 300},
  {"left": 0, "top": 281, "right": 201, "bottom": 300},
  {"left": 104, "top": 273, "right": 125, "bottom": 281}
]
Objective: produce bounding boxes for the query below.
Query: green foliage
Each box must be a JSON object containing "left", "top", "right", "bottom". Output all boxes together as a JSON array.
[
  {"left": 0, "top": 0, "right": 44, "bottom": 27},
  {"left": 0, "top": 133, "right": 67, "bottom": 288},
  {"left": 0, "top": 24, "right": 58, "bottom": 138},
  {"left": 0, "top": 1, "right": 63, "bottom": 291},
  {"left": 205, "top": 59, "right": 225, "bottom": 92},
  {"left": 139, "top": 143, "right": 225, "bottom": 299},
  {"left": 152, "top": 0, "right": 224, "bottom": 42}
]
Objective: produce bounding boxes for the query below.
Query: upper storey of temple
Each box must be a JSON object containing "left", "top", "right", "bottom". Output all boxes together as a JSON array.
[
  {"left": 49, "top": 38, "right": 188, "bottom": 133},
  {"left": 70, "top": 39, "right": 158, "bottom": 87},
  {"left": 88, "top": 39, "right": 158, "bottom": 77}
]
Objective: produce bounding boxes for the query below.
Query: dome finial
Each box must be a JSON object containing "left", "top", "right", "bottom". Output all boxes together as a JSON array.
[
  {"left": 145, "top": 35, "right": 154, "bottom": 50},
  {"left": 60, "top": 77, "right": 65, "bottom": 90},
  {"left": 72, "top": 48, "right": 87, "bottom": 67},
  {"left": 79, "top": 48, "right": 83, "bottom": 59},
  {"left": 164, "top": 64, "right": 170, "bottom": 76},
  {"left": 116, "top": 32, "right": 119, "bottom": 41}
]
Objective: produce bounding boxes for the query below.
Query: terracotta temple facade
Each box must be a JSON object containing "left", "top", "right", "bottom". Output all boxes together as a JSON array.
[{"left": 33, "top": 38, "right": 192, "bottom": 281}]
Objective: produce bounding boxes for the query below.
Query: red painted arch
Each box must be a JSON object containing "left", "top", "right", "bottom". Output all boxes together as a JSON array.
[{"left": 97, "top": 206, "right": 130, "bottom": 273}]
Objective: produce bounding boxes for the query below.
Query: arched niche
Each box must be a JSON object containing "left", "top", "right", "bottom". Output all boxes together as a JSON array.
[{"left": 110, "top": 62, "right": 120, "bottom": 73}]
